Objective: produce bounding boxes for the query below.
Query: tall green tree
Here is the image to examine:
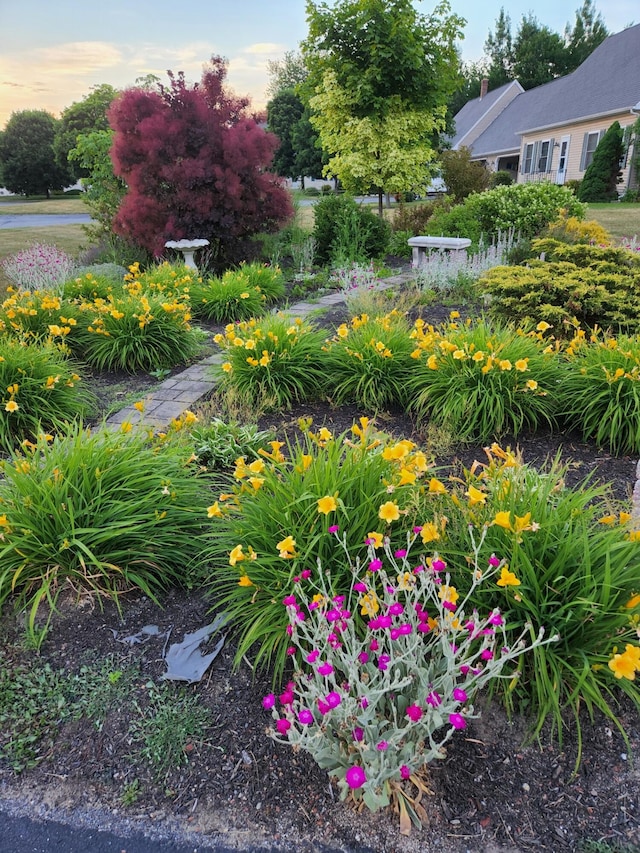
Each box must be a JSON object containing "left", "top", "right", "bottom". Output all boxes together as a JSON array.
[
  {"left": 578, "top": 121, "right": 624, "bottom": 202},
  {"left": 265, "top": 51, "right": 308, "bottom": 99},
  {"left": 54, "top": 84, "right": 118, "bottom": 180},
  {"left": 484, "top": 8, "right": 514, "bottom": 89},
  {"left": 512, "top": 15, "right": 568, "bottom": 89},
  {"left": 267, "top": 89, "right": 306, "bottom": 179},
  {"left": 302, "top": 0, "right": 464, "bottom": 214},
  {"left": 68, "top": 128, "right": 127, "bottom": 241},
  {"left": 564, "top": 0, "right": 609, "bottom": 70},
  {"left": 0, "top": 110, "right": 71, "bottom": 197}
]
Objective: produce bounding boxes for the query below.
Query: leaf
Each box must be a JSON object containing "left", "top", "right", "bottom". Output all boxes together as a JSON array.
[{"left": 162, "top": 615, "right": 227, "bottom": 683}]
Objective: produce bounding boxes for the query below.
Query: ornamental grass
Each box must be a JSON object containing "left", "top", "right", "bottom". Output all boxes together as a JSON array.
[
  {"left": 0, "top": 422, "right": 212, "bottom": 644},
  {"left": 213, "top": 313, "right": 327, "bottom": 411},
  {"left": 0, "top": 336, "right": 93, "bottom": 450},
  {"left": 560, "top": 328, "right": 640, "bottom": 455},
  {"left": 204, "top": 419, "right": 433, "bottom": 679},
  {"left": 323, "top": 310, "right": 416, "bottom": 410},
  {"left": 189, "top": 275, "right": 266, "bottom": 323},
  {"left": 414, "top": 444, "right": 640, "bottom": 754},
  {"left": 406, "top": 316, "right": 561, "bottom": 442}
]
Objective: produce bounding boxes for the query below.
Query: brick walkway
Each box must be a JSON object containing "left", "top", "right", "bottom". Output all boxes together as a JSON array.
[{"left": 105, "top": 271, "right": 413, "bottom": 431}]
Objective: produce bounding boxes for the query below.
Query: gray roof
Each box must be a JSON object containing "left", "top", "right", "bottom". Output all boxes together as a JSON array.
[
  {"left": 450, "top": 81, "right": 522, "bottom": 149},
  {"left": 455, "top": 23, "right": 640, "bottom": 159}
]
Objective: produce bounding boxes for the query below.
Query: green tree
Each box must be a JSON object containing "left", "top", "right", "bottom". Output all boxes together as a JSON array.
[
  {"left": 512, "top": 15, "right": 568, "bottom": 89},
  {"left": 291, "top": 107, "right": 327, "bottom": 180},
  {"left": 578, "top": 121, "right": 624, "bottom": 202},
  {"left": 265, "top": 51, "right": 308, "bottom": 99},
  {"left": 68, "top": 128, "right": 127, "bottom": 241},
  {"left": 267, "top": 89, "right": 306, "bottom": 179},
  {"left": 484, "top": 8, "right": 514, "bottom": 89},
  {"left": 440, "top": 146, "right": 491, "bottom": 201},
  {"left": 54, "top": 84, "right": 118, "bottom": 181},
  {"left": 303, "top": 0, "right": 464, "bottom": 214},
  {"left": 0, "top": 110, "right": 71, "bottom": 197},
  {"left": 564, "top": 0, "right": 608, "bottom": 70}
]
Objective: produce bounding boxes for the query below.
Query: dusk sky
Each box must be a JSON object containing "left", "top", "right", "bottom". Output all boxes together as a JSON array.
[{"left": 0, "top": 0, "right": 636, "bottom": 128}]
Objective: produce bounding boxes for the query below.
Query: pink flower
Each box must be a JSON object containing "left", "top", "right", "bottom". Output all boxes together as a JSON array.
[
  {"left": 431, "top": 558, "right": 447, "bottom": 572},
  {"left": 413, "top": 526, "right": 423, "bottom": 534},
  {"left": 400, "top": 764, "right": 411, "bottom": 780},
  {"left": 306, "top": 649, "right": 320, "bottom": 663},
  {"left": 378, "top": 614, "right": 392, "bottom": 628},
  {"left": 376, "top": 741, "right": 388, "bottom": 751},
  {"left": 361, "top": 697, "right": 369, "bottom": 709},
  {"left": 460, "top": 664, "right": 470, "bottom": 675},
  {"left": 276, "top": 718, "right": 291, "bottom": 735},
  {"left": 262, "top": 693, "right": 275, "bottom": 710},
  {"left": 488, "top": 610, "right": 504, "bottom": 626},
  {"left": 377, "top": 654, "right": 391, "bottom": 671},
  {"left": 369, "top": 639, "right": 379, "bottom": 651},
  {"left": 406, "top": 704, "right": 423, "bottom": 722},
  {"left": 453, "top": 688, "right": 468, "bottom": 702},
  {"left": 481, "top": 649, "right": 494, "bottom": 661},
  {"left": 354, "top": 582, "right": 368, "bottom": 592},
  {"left": 426, "top": 690, "right": 442, "bottom": 707},
  {"left": 297, "top": 708, "right": 314, "bottom": 725},
  {"left": 449, "top": 713, "right": 466, "bottom": 730},
  {"left": 488, "top": 555, "right": 501, "bottom": 567},
  {"left": 358, "top": 651, "right": 370, "bottom": 664},
  {"left": 345, "top": 766, "right": 367, "bottom": 789},
  {"left": 301, "top": 569, "right": 312, "bottom": 579},
  {"left": 369, "top": 559, "right": 382, "bottom": 572},
  {"left": 394, "top": 549, "right": 407, "bottom": 558},
  {"left": 352, "top": 726, "right": 364, "bottom": 742},
  {"left": 317, "top": 699, "right": 331, "bottom": 714},
  {"left": 286, "top": 646, "right": 296, "bottom": 656},
  {"left": 443, "top": 601, "right": 456, "bottom": 612},
  {"left": 389, "top": 602, "right": 404, "bottom": 616},
  {"left": 318, "top": 662, "right": 334, "bottom": 676},
  {"left": 326, "top": 608, "right": 341, "bottom": 622},
  {"left": 282, "top": 595, "right": 297, "bottom": 606},
  {"left": 325, "top": 691, "right": 341, "bottom": 709},
  {"left": 328, "top": 525, "right": 339, "bottom": 533}
]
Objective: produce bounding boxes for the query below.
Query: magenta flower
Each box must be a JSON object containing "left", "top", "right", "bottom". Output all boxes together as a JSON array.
[
  {"left": 394, "top": 548, "right": 407, "bottom": 558},
  {"left": 262, "top": 693, "right": 275, "bottom": 710},
  {"left": 443, "top": 600, "right": 456, "bottom": 612},
  {"left": 369, "top": 639, "right": 379, "bottom": 651},
  {"left": 282, "top": 594, "right": 297, "bottom": 607},
  {"left": 431, "top": 558, "right": 447, "bottom": 572},
  {"left": 453, "top": 688, "right": 468, "bottom": 702},
  {"left": 377, "top": 654, "right": 391, "bottom": 671},
  {"left": 286, "top": 646, "right": 296, "bottom": 656},
  {"left": 358, "top": 651, "right": 370, "bottom": 664},
  {"left": 389, "top": 602, "right": 404, "bottom": 616},
  {"left": 354, "top": 582, "right": 368, "bottom": 592},
  {"left": 406, "top": 704, "right": 423, "bottom": 722},
  {"left": 398, "top": 623, "right": 412, "bottom": 636},
  {"left": 325, "top": 691, "right": 341, "bottom": 709},
  {"left": 481, "top": 649, "right": 494, "bottom": 661},
  {"left": 276, "top": 718, "right": 291, "bottom": 735},
  {"left": 361, "top": 697, "right": 369, "bottom": 709},
  {"left": 306, "top": 649, "right": 320, "bottom": 663},
  {"left": 378, "top": 614, "right": 392, "bottom": 628},
  {"left": 413, "top": 525, "right": 423, "bottom": 533},
  {"left": 318, "top": 662, "right": 334, "bottom": 676},
  {"left": 376, "top": 740, "right": 388, "bottom": 751},
  {"left": 352, "top": 726, "right": 364, "bottom": 742},
  {"left": 449, "top": 713, "right": 466, "bottom": 730},
  {"left": 328, "top": 525, "right": 339, "bottom": 533},
  {"left": 301, "top": 569, "right": 312, "bottom": 579},
  {"left": 460, "top": 664, "right": 470, "bottom": 675},
  {"left": 488, "top": 610, "right": 504, "bottom": 626},
  {"left": 488, "top": 555, "right": 501, "bottom": 567},
  {"left": 279, "top": 687, "right": 294, "bottom": 705},
  {"left": 400, "top": 764, "right": 411, "bottom": 779},
  {"left": 326, "top": 608, "right": 341, "bottom": 622},
  {"left": 317, "top": 698, "right": 331, "bottom": 714},
  {"left": 369, "top": 559, "right": 382, "bottom": 572},
  {"left": 297, "top": 708, "right": 314, "bottom": 725},
  {"left": 345, "top": 766, "right": 367, "bottom": 789},
  {"left": 426, "top": 690, "right": 442, "bottom": 708}
]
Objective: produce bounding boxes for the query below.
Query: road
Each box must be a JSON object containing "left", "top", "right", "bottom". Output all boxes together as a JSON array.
[{"left": 0, "top": 214, "right": 92, "bottom": 229}]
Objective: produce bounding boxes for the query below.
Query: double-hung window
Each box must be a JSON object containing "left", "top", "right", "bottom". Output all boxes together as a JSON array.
[{"left": 580, "top": 130, "right": 605, "bottom": 171}]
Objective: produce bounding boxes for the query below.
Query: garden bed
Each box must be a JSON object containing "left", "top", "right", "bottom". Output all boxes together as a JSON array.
[{"left": 1, "top": 291, "right": 639, "bottom": 853}]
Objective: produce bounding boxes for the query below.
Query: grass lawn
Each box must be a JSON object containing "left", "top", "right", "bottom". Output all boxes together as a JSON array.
[
  {"left": 0, "top": 225, "right": 92, "bottom": 294},
  {"left": 584, "top": 202, "right": 640, "bottom": 241},
  {"left": 0, "top": 197, "right": 89, "bottom": 215}
]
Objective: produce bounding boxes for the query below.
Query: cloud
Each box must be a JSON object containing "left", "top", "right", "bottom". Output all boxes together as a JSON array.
[
  {"left": 34, "top": 42, "right": 124, "bottom": 75},
  {"left": 242, "top": 42, "right": 285, "bottom": 55}
]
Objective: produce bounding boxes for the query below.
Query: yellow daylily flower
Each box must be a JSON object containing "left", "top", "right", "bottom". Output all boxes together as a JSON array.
[
  {"left": 379, "top": 501, "right": 400, "bottom": 523},
  {"left": 317, "top": 495, "right": 338, "bottom": 515}
]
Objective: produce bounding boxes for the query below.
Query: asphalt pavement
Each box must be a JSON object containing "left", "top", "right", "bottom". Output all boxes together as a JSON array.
[{"left": 0, "top": 214, "right": 92, "bottom": 228}]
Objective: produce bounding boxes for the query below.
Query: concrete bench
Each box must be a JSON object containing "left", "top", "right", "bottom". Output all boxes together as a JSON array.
[{"left": 408, "top": 236, "right": 472, "bottom": 268}]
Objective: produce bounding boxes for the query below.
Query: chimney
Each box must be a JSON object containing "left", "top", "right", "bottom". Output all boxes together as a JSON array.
[{"left": 480, "top": 78, "right": 489, "bottom": 100}]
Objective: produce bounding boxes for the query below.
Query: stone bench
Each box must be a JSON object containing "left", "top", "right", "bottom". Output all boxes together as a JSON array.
[{"left": 407, "top": 235, "right": 472, "bottom": 268}]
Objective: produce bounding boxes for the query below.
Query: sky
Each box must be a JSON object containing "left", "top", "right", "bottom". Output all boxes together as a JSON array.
[{"left": 0, "top": 0, "right": 637, "bottom": 129}]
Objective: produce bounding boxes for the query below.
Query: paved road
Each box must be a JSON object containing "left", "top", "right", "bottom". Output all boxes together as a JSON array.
[{"left": 0, "top": 214, "right": 92, "bottom": 229}]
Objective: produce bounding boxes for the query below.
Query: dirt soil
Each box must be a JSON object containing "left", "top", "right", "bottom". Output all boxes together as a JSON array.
[{"left": 1, "top": 291, "right": 639, "bottom": 853}]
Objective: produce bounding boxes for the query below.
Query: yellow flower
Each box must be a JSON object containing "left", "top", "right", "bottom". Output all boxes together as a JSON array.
[
  {"left": 598, "top": 514, "right": 616, "bottom": 525},
  {"left": 536, "top": 321, "right": 551, "bottom": 332},
  {"left": 238, "top": 575, "right": 254, "bottom": 587},
  {"left": 366, "top": 531, "right": 384, "bottom": 548},
  {"left": 420, "top": 522, "right": 440, "bottom": 543},
  {"left": 379, "top": 501, "right": 400, "bottom": 523},
  {"left": 397, "top": 572, "right": 415, "bottom": 590},
  {"left": 466, "top": 485, "right": 487, "bottom": 506},
  {"left": 493, "top": 511, "right": 512, "bottom": 530},
  {"left": 620, "top": 512, "right": 632, "bottom": 524},
  {"left": 317, "top": 495, "right": 337, "bottom": 515},
  {"left": 428, "top": 477, "right": 447, "bottom": 495},
  {"left": 248, "top": 476, "right": 264, "bottom": 490},
  {"left": 497, "top": 566, "right": 521, "bottom": 587},
  {"left": 4, "top": 400, "right": 18, "bottom": 413},
  {"left": 277, "top": 535, "right": 297, "bottom": 557},
  {"left": 472, "top": 351, "right": 485, "bottom": 362},
  {"left": 499, "top": 359, "right": 512, "bottom": 371},
  {"left": 453, "top": 349, "right": 466, "bottom": 360},
  {"left": 133, "top": 400, "right": 145, "bottom": 413},
  {"left": 120, "top": 421, "right": 132, "bottom": 434},
  {"left": 626, "top": 594, "right": 640, "bottom": 609},
  {"left": 222, "top": 362, "right": 232, "bottom": 373},
  {"left": 248, "top": 458, "right": 265, "bottom": 474},
  {"left": 397, "top": 468, "right": 416, "bottom": 486},
  {"left": 427, "top": 354, "right": 439, "bottom": 370},
  {"left": 438, "top": 584, "right": 459, "bottom": 604},
  {"left": 608, "top": 648, "right": 638, "bottom": 680},
  {"left": 514, "top": 359, "right": 529, "bottom": 371},
  {"left": 207, "top": 502, "right": 223, "bottom": 518},
  {"left": 525, "top": 379, "right": 538, "bottom": 391},
  {"left": 229, "top": 544, "right": 246, "bottom": 565},
  {"left": 359, "top": 591, "right": 379, "bottom": 617},
  {"left": 317, "top": 427, "right": 333, "bottom": 443}
]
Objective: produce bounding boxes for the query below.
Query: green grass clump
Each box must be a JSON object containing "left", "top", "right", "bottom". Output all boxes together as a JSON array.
[
  {"left": 560, "top": 329, "right": 640, "bottom": 455},
  {"left": 406, "top": 317, "right": 561, "bottom": 442},
  {"left": 323, "top": 310, "right": 416, "bottom": 410},
  {"left": 189, "top": 275, "right": 266, "bottom": 323},
  {"left": 213, "top": 313, "right": 327, "bottom": 411},
  {"left": 0, "top": 336, "right": 93, "bottom": 450},
  {"left": 0, "top": 423, "right": 211, "bottom": 643},
  {"left": 205, "top": 420, "right": 432, "bottom": 679}
]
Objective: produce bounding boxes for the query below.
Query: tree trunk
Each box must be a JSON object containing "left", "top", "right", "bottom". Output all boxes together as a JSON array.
[{"left": 378, "top": 190, "right": 383, "bottom": 217}]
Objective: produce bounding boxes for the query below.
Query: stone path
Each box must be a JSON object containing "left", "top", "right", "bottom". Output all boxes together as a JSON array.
[{"left": 105, "top": 272, "right": 413, "bottom": 431}]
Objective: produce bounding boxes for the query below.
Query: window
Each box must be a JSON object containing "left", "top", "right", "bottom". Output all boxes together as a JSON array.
[
  {"left": 522, "top": 143, "right": 534, "bottom": 174},
  {"left": 522, "top": 139, "right": 553, "bottom": 174},
  {"left": 580, "top": 130, "right": 605, "bottom": 171},
  {"left": 537, "top": 140, "right": 551, "bottom": 172}
]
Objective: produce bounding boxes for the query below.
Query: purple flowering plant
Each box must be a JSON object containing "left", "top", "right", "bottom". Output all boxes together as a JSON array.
[
  {"left": 263, "top": 526, "right": 555, "bottom": 833},
  {"left": 2, "top": 243, "right": 77, "bottom": 294}
]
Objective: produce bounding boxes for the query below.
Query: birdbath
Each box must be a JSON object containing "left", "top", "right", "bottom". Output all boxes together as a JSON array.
[{"left": 165, "top": 239, "right": 209, "bottom": 271}]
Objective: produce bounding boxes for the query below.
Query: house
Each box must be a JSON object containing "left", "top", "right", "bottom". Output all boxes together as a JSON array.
[{"left": 450, "top": 23, "right": 640, "bottom": 192}]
